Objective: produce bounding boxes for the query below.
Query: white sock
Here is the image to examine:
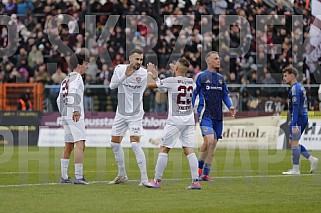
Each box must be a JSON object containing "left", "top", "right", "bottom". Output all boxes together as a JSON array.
[
  {"left": 131, "top": 142, "right": 148, "bottom": 182},
  {"left": 155, "top": 153, "right": 168, "bottom": 181},
  {"left": 110, "top": 142, "right": 127, "bottom": 177},
  {"left": 187, "top": 153, "right": 199, "bottom": 181},
  {"left": 308, "top": 156, "right": 316, "bottom": 162},
  {"left": 293, "top": 164, "right": 300, "bottom": 171},
  {"left": 61, "top": 159, "right": 69, "bottom": 179},
  {"left": 75, "top": 163, "right": 83, "bottom": 179}
]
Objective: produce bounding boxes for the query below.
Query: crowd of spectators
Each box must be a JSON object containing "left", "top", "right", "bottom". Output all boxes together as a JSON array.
[{"left": 0, "top": 0, "right": 319, "bottom": 112}]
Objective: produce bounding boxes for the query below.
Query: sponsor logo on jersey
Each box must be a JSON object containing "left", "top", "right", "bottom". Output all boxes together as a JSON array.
[
  {"left": 205, "top": 85, "right": 222, "bottom": 90},
  {"left": 205, "top": 79, "right": 211, "bottom": 83},
  {"left": 124, "top": 84, "right": 142, "bottom": 89}
]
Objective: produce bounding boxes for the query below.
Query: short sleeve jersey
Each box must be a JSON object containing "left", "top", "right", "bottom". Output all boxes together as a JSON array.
[
  {"left": 57, "top": 72, "right": 85, "bottom": 119},
  {"left": 156, "top": 76, "right": 196, "bottom": 125}
]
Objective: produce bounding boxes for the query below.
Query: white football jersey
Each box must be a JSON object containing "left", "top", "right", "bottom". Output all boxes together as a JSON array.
[
  {"left": 156, "top": 76, "right": 195, "bottom": 125},
  {"left": 57, "top": 72, "right": 85, "bottom": 119},
  {"left": 112, "top": 64, "right": 147, "bottom": 120}
]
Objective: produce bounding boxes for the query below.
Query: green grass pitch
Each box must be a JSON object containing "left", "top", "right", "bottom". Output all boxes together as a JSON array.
[{"left": 0, "top": 147, "right": 320, "bottom": 213}]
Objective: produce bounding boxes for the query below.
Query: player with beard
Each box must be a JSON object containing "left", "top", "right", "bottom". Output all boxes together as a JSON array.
[{"left": 108, "top": 48, "right": 156, "bottom": 186}]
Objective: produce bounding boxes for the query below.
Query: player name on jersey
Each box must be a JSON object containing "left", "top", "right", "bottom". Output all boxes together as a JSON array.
[{"left": 178, "top": 105, "right": 191, "bottom": 112}]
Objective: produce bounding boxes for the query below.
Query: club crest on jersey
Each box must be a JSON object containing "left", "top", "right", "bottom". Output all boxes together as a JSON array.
[
  {"left": 136, "top": 76, "right": 142, "bottom": 83},
  {"left": 219, "top": 79, "right": 222, "bottom": 84},
  {"left": 292, "top": 97, "right": 297, "bottom": 102}
]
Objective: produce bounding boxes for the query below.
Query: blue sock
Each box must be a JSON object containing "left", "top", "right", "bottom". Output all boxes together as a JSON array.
[
  {"left": 292, "top": 146, "right": 300, "bottom": 166},
  {"left": 300, "top": 145, "right": 311, "bottom": 159},
  {"left": 198, "top": 160, "right": 205, "bottom": 169},
  {"left": 203, "top": 163, "right": 211, "bottom": 175}
]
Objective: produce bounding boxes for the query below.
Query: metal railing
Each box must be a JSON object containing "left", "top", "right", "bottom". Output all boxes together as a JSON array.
[{"left": 43, "top": 84, "right": 321, "bottom": 113}]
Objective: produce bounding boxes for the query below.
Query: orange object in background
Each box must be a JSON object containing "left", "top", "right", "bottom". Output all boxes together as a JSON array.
[{"left": 0, "top": 83, "right": 43, "bottom": 111}]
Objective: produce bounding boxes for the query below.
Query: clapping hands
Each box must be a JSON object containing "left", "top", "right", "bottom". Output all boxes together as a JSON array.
[{"left": 147, "top": 62, "right": 158, "bottom": 79}]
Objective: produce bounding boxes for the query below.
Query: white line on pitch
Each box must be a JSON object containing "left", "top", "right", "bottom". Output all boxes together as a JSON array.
[
  {"left": 0, "top": 174, "right": 320, "bottom": 188},
  {"left": 0, "top": 171, "right": 118, "bottom": 174},
  {"left": 0, "top": 170, "right": 311, "bottom": 175}
]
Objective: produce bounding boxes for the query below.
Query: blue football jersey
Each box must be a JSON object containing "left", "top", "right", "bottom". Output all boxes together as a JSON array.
[
  {"left": 288, "top": 82, "right": 308, "bottom": 126},
  {"left": 192, "top": 70, "right": 232, "bottom": 121}
]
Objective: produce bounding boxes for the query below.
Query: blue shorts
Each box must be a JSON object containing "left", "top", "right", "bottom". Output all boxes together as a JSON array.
[
  {"left": 289, "top": 116, "right": 308, "bottom": 141},
  {"left": 199, "top": 117, "right": 223, "bottom": 139}
]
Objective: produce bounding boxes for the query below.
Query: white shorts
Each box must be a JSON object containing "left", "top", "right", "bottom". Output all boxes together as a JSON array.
[
  {"left": 111, "top": 115, "right": 143, "bottom": 137},
  {"left": 63, "top": 119, "right": 86, "bottom": 143},
  {"left": 161, "top": 125, "right": 195, "bottom": 148}
]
